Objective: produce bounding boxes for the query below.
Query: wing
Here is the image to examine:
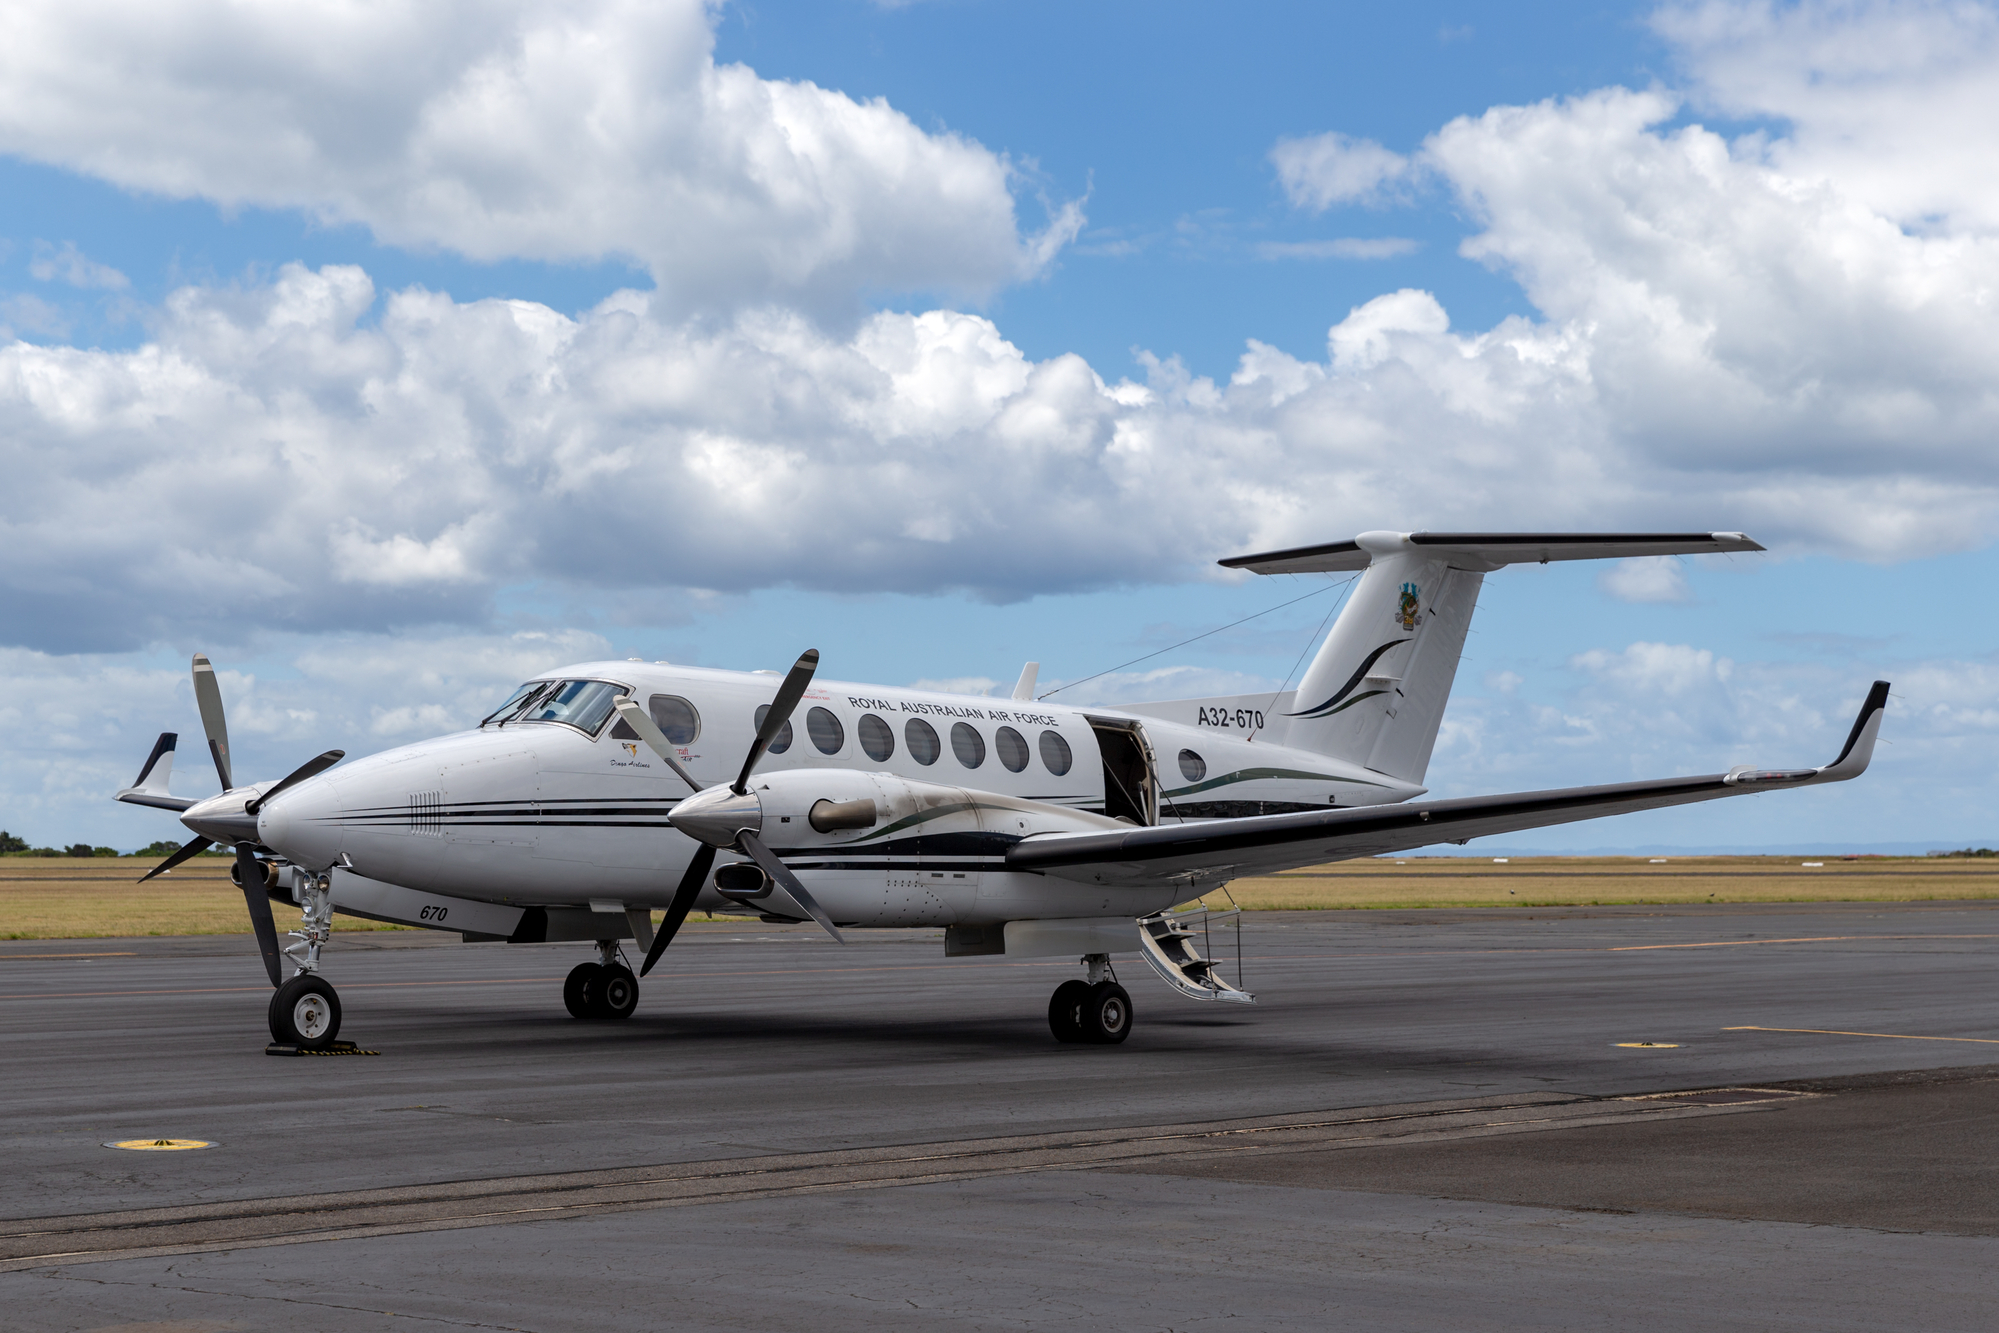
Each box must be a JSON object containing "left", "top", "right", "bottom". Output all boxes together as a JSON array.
[{"left": 1008, "top": 682, "right": 1888, "bottom": 886}]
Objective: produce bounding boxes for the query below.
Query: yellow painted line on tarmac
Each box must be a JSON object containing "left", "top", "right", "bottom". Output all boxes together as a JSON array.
[
  {"left": 1613, "top": 934, "right": 1999, "bottom": 951},
  {"left": 0, "top": 952, "right": 138, "bottom": 959},
  {"left": 1725, "top": 1025, "right": 1999, "bottom": 1045}
]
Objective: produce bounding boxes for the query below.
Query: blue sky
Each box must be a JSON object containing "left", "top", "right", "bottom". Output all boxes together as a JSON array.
[{"left": 2, "top": 0, "right": 1995, "bottom": 851}]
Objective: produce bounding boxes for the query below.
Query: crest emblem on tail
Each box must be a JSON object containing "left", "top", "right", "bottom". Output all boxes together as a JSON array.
[{"left": 1397, "top": 582, "right": 1421, "bottom": 631}]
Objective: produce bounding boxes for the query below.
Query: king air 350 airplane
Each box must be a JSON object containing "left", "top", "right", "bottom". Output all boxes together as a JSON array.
[{"left": 116, "top": 531, "right": 1889, "bottom": 1050}]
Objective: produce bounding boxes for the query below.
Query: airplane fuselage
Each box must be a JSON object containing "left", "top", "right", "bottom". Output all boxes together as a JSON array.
[{"left": 229, "top": 659, "right": 1424, "bottom": 933}]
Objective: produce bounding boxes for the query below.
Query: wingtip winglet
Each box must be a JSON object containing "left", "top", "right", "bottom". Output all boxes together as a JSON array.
[{"left": 1821, "top": 680, "right": 1891, "bottom": 778}]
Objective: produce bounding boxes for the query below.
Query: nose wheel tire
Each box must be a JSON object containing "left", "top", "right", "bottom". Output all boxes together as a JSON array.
[
  {"left": 1081, "top": 981, "right": 1132, "bottom": 1044},
  {"left": 1048, "top": 980, "right": 1090, "bottom": 1043},
  {"left": 595, "top": 965, "right": 639, "bottom": 1020},
  {"left": 268, "top": 974, "right": 342, "bottom": 1048},
  {"left": 563, "top": 962, "right": 603, "bottom": 1019}
]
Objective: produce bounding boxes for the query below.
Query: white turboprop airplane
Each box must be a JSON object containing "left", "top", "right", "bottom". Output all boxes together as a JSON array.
[{"left": 115, "top": 531, "right": 1888, "bottom": 1050}]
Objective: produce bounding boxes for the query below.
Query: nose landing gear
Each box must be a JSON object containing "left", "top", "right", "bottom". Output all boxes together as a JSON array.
[
  {"left": 268, "top": 870, "right": 344, "bottom": 1048},
  {"left": 1048, "top": 953, "right": 1132, "bottom": 1045},
  {"left": 564, "top": 941, "right": 640, "bottom": 1020}
]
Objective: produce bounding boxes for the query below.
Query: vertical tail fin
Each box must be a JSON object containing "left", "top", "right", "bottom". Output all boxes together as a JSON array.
[
  {"left": 1279, "top": 552, "right": 1480, "bottom": 784},
  {"left": 1220, "top": 531, "right": 1765, "bottom": 784}
]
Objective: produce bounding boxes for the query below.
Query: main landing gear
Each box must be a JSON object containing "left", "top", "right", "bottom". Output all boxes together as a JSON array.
[
  {"left": 1048, "top": 953, "right": 1132, "bottom": 1045},
  {"left": 564, "top": 940, "right": 640, "bottom": 1021}
]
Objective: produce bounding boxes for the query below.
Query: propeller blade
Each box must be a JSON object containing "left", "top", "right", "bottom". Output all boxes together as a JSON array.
[
  {"left": 739, "top": 831, "right": 844, "bottom": 944},
  {"left": 640, "top": 843, "right": 716, "bottom": 977},
  {"left": 235, "top": 841, "right": 284, "bottom": 988},
  {"left": 191, "top": 653, "right": 235, "bottom": 791},
  {"left": 137, "top": 834, "right": 212, "bottom": 883},
  {"left": 245, "top": 749, "right": 345, "bottom": 815},
  {"left": 734, "top": 649, "right": 819, "bottom": 795},
  {"left": 612, "top": 697, "right": 702, "bottom": 793}
]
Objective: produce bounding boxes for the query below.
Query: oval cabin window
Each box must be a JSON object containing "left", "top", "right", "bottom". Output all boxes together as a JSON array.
[
  {"left": 613, "top": 695, "right": 699, "bottom": 744},
  {"left": 753, "top": 704, "right": 793, "bottom": 754},
  {"left": 807, "top": 706, "right": 845, "bottom": 755},
  {"left": 905, "top": 718, "right": 941, "bottom": 765},
  {"left": 1039, "top": 729, "right": 1073, "bottom": 776},
  {"left": 651, "top": 695, "right": 699, "bottom": 744},
  {"left": 995, "top": 726, "right": 1029, "bottom": 773},
  {"left": 1178, "top": 749, "right": 1207, "bottom": 784},
  {"left": 951, "top": 722, "right": 986, "bottom": 769},
  {"left": 859, "top": 713, "right": 895, "bottom": 763}
]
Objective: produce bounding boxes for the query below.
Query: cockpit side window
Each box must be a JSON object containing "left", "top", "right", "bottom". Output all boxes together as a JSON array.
[
  {"left": 516, "top": 679, "right": 627, "bottom": 737},
  {"left": 482, "top": 681, "right": 552, "bottom": 728}
]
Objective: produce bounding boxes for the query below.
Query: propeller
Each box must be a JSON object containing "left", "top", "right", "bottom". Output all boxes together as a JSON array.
[
  {"left": 734, "top": 650, "right": 817, "bottom": 795},
  {"left": 638, "top": 843, "right": 715, "bottom": 977},
  {"left": 235, "top": 841, "right": 285, "bottom": 988},
  {"left": 246, "top": 750, "right": 346, "bottom": 815},
  {"left": 191, "top": 653, "right": 235, "bottom": 791},
  {"left": 736, "top": 830, "right": 844, "bottom": 944},
  {"left": 614, "top": 648, "right": 844, "bottom": 975},
  {"left": 137, "top": 833, "right": 213, "bottom": 883},
  {"left": 128, "top": 654, "right": 347, "bottom": 988}
]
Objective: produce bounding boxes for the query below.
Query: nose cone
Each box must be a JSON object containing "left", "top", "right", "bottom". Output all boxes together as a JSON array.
[
  {"left": 254, "top": 772, "right": 346, "bottom": 869},
  {"left": 180, "top": 792, "right": 258, "bottom": 845},
  {"left": 668, "top": 785, "right": 761, "bottom": 848}
]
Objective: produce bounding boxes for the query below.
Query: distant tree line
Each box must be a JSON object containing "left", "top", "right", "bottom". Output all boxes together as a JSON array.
[{"left": 0, "top": 832, "right": 218, "bottom": 858}]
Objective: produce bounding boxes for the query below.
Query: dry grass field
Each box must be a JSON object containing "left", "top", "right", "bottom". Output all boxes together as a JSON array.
[
  {"left": 1195, "top": 855, "right": 1999, "bottom": 911},
  {"left": 0, "top": 858, "right": 414, "bottom": 939},
  {"left": 3, "top": 854, "right": 1995, "bottom": 940}
]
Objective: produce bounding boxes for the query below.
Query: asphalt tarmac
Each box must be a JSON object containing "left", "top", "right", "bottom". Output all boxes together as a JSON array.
[{"left": 4, "top": 901, "right": 1996, "bottom": 1330}]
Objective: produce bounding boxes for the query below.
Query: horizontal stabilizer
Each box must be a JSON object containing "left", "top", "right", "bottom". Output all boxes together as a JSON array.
[{"left": 1221, "top": 530, "right": 1764, "bottom": 576}]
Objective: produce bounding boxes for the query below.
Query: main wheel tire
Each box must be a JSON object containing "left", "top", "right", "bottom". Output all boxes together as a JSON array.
[
  {"left": 268, "top": 974, "right": 342, "bottom": 1048},
  {"left": 1080, "top": 981, "right": 1132, "bottom": 1045},
  {"left": 563, "top": 962, "right": 604, "bottom": 1019},
  {"left": 595, "top": 964, "right": 639, "bottom": 1020},
  {"left": 1048, "top": 979, "right": 1090, "bottom": 1043}
]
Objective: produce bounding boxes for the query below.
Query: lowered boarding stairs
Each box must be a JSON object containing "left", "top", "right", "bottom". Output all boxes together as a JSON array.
[{"left": 1137, "top": 906, "right": 1254, "bottom": 1003}]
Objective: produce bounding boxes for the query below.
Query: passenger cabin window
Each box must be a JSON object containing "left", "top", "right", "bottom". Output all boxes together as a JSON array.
[
  {"left": 995, "top": 726, "right": 1029, "bottom": 773},
  {"left": 753, "top": 704, "right": 793, "bottom": 754},
  {"left": 1039, "top": 729, "right": 1073, "bottom": 776},
  {"left": 517, "top": 679, "right": 625, "bottom": 737},
  {"left": 610, "top": 694, "right": 700, "bottom": 745},
  {"left": 1178, "top": 749, "right": 1207, "bottom": 783},
  {"left": 859, "top": 713, "right": 895, "bottom": 762},
  {"left": 807, "top": 706, "right": 845, "bottom": 755},
  {"left": 951, "top": 722, "right": 985, "bottom": 768},
  {"left": 905, "top": 718, "right": 941, "bottom": 765}
]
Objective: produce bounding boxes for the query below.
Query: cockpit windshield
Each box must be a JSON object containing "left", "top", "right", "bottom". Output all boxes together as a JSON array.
[
  {"left": 513, "top": 679, "right": 626, "bottom": 736},
  {"left": 480, "top": 681, "right": 550, "bottom": 728}
]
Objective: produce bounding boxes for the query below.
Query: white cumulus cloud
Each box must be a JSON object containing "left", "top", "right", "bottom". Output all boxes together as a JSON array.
[
  {"left": 0, "top": 0, "right": 1075, "bottom": 316},
  {"left": 1657, "top": 0, "right": 1999, "bottom": 232},
  {"left": 1270, "top": 132, "right": 1419, "bottom": 210},
  {"left": 1599, "top": 556, "right": 1695, "bottom": 603},
  {"left": 28, "top": 240, "right": 129, "bottom": 290}
]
